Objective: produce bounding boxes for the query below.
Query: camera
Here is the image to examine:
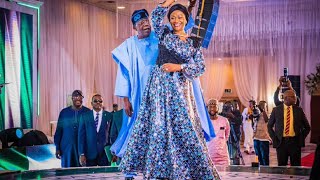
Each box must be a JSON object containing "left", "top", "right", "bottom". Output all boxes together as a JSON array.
[
  {"left": 247, "top": 100, "right": 260, "bottom": 120},
  {"left": 252, "top": 105, "right": 261, "bottom": 118}
]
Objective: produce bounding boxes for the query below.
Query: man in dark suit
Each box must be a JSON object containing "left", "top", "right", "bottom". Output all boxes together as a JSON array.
[
  {"left": 268, "top": 89, "right": 310, "bottom": 166},
  {"left": 54, "top": 90, "right": 90, "bottom": 167},
  {"left": 78, "top": 94, "right": 113, "bottom": 166},
  {"left": 109, "top": 103, "right": 123, "bottom": 164},
  {"left": 110, "top": 104, "right": 123, "bottom": 146}
]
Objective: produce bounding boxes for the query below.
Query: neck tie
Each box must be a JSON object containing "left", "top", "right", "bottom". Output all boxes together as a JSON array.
[
  {"left": 285, "top": 106, "right": 290, "bottom": 136},
  {"left": 95, "top": 112, "right": 99, "bottom": 129}
]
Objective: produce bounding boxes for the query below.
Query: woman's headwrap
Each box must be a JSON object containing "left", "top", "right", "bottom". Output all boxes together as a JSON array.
[{"left": 167, "top": 4, "right": 189, "bottom": 23}]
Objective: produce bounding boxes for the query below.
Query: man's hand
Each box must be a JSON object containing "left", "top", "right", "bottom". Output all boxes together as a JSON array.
[
  {"left": 278, "top": 76, "right": 285, "bottom": 88},
  {"left": 79, "top": 155, "right": 86, "bottom": 166},
  {"left": 162, "top": 63, "right": 182, "bottom": 73},
  {"left": 55, "top": 150, "right": 61, "bottom": 159},
  {"left": 123, "top": 97, "right": 133, "bottom": 117},
  {"left": 161, "top": 0, "right": 176, "bottom": 8}
]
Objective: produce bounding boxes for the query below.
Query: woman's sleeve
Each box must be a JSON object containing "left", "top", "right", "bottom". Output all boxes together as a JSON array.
[
  {"left": 151, "top": 5, "right": 168, "bottom": 38},
  {"left": 182, "top": 47, "right": 205, "bottom": 79}
]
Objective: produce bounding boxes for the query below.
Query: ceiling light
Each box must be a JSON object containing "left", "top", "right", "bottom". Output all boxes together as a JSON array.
[{"left": 117, "top": 6, "right": 125, "bottom": 9}]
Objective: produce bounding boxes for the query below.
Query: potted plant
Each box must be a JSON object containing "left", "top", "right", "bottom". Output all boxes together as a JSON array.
[{"left": 305, "top": 64, "right": 320, "bottom": 95}]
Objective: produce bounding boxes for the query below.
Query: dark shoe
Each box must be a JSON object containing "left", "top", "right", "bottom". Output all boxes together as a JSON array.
[
  {"left": 244, "top": 150, "right": 249, "bottom": 154},
  {"left": 125, "top": 178, "right": 134, "bottom": 180}
]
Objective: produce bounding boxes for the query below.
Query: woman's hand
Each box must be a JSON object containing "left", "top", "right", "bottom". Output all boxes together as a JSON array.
[
  {"left": 188, "top": 0, "right": 197, "bottom": 13},
  {"left": 161, "top": 0, "right": 176, "bottom": 7},
  {"left": 162, "top": 63, "right": 182, "bottom": 72}
]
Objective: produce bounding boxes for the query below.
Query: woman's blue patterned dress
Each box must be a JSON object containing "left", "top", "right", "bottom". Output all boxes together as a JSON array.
[{"left": 119, "top": 5, "right": 220, "bottom": 180}]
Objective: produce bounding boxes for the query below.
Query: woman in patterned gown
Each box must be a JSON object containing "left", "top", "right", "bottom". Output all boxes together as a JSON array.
[{"left": 119, "top": 0, "right": 221, "bottom": 179}]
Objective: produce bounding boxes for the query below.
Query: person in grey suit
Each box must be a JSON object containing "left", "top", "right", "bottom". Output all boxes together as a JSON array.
[
  {"left": 268, "top": 90, "right": 310, "bottom": 166},
  {"left": 78, "top": 94, "right": 113, "bottom": 166}
]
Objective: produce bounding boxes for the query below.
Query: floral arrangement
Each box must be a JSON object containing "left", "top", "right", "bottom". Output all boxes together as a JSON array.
[{"left": 305, "top": 64, "right": 320, "bottom": 95}]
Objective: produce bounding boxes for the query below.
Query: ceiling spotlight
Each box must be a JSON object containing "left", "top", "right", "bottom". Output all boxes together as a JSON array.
[{"left": 117, "top": 6, "right": 125, "bottom": 9}]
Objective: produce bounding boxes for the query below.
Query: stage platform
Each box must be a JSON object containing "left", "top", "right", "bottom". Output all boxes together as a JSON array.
[
  {"left": 0, "top": 165, "right": 311, "bottom": 179},
  {"left": 0, "top": 144, "right": 315, "bottom": 179}
]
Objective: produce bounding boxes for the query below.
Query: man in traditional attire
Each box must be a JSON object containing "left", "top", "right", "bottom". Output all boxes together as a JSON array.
[
  {"left": 54, "top": 90, "right": 90, "bottom": 168},
  {"left": 110, "top": 9, "right": 159, "bottom": 160},
  {"left": 207, "top": 99, "right": 230, "bottom": 166},
  {"left": 220, "top": 101, "right": 243, "bottom": 165},
  {"left": 110, "top": 9, "right": 159, "bottom": 179}
]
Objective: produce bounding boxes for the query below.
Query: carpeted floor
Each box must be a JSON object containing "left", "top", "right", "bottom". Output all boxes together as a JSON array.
[
  {"left": 240, "top": 143, "right": 317, "bottom": 167},
  {"left": 301, "top": 152, "right": 315, "bottom": 167}
]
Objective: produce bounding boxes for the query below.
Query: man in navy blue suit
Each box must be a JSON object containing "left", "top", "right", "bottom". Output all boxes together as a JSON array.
[{"left": 78, "top": 94, "right": 113, "bottom": 166}]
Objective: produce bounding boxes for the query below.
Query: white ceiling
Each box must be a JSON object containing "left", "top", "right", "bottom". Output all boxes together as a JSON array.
[
  {"left": 78, "top": 0, "right": 264, "bottom": 15},
  {"left": 78, "top": 0, "right": 189, "bottom": 15}
]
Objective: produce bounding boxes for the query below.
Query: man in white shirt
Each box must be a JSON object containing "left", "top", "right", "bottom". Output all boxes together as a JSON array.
[{"left": 242, "top": 100, "right": 255, "bottom": 154}]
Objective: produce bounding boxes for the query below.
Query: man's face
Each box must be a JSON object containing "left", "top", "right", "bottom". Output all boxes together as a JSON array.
[
  {"left": 134, "top": 18, "right": 151, "bottom": 39},
  {"left": 91, "top": 95, "right": 103, "bottom": 112},
  {"left": 283, "top": 90, "right": 297, "bottom": 106},
  {"left": 232, "top": 102, "right": 238, "bottom": 110},
  {"left": 208, "top": 101, "right": 219, "bottom": 116},
  {"left": 72, "top": 95, "right": 83, "bottom": 108}
]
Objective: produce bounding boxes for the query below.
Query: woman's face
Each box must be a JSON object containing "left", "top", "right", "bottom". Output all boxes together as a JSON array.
[{"left": 169, "top": 10, "right": 187, "bottom": 32}]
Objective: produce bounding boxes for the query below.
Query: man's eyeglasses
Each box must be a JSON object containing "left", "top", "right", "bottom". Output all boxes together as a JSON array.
[{"left": 93, "top": 100, "right": 103, "bottom": 103}]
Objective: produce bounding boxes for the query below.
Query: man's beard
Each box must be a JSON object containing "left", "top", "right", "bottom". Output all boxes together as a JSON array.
[{"left": 209, "top": 111, "right": 217, "bottom": 117}]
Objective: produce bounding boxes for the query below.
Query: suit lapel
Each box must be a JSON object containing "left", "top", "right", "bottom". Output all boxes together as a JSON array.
[
  {"left": 90, "top": 110, "right": 96, "bottom": 129},
  {"left": 278, "top": 104, "right": 284, "bottom": 136},
  {"left": 293, "top": 106, "right": 298, "bottom": 133},
  {"left": 89, "top": 110, "right": 98, "bottom": 141}
]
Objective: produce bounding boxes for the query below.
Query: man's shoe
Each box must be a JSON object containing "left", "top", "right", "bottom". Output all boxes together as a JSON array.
[
  {"left": 244, "top": 150, "right": 249, "bottom": 154},
  {"left": 125, "top": 178, "right": 134, "bottom": 180}
]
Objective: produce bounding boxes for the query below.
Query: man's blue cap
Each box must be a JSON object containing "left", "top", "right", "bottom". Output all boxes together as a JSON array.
[
  {"left": 131, "top": 9, "right": 149, "bottom": 26},
  {"left": 72, "top": 90, "right": 84, "bottom": 98}
]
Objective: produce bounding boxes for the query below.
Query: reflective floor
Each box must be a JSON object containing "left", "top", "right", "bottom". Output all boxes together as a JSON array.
[
  {"left": 0, "top": 143, "right": 316, "bottom": 179},
  {"left": 0, "top": 166, "right": 311, "bottom": 179}
]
